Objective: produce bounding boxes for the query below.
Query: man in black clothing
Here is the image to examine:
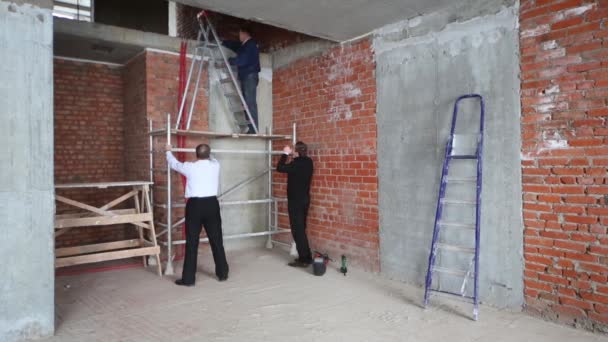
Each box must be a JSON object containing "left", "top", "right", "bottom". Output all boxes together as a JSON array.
[
  {"left": 222, "top": 26, "right": 261, "bottom": 134},
  {"left": 276, "top": 141, "right": 314, "bottom": 267}
]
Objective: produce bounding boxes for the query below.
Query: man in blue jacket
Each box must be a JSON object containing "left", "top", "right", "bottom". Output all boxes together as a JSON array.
[{"left": 222, "top": 27, "right": 261, "bottom": 134}]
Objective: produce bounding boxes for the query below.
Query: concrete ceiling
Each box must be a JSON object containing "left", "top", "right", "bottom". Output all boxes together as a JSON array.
[{"left": 175, "top": 0, "right": 455, "bottom": 41}]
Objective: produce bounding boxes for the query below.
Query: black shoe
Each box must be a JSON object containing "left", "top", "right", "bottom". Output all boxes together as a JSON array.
[
  {"left": 175, "top": 279, "right": 194, "bottom": 287},
  {"left": 218, "top": 275, "right": 228, "bottom": 282},
  {"left": 288, "top": 260, "right": 310, "bottom": 268}
]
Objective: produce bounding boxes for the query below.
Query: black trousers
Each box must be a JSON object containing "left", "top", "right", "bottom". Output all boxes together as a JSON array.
[
  {"left": 182, "top": 196, "right": 229, "bottom": 283},
  {"left": 288, "top": 197, "right": 312, "bottom": 262}
]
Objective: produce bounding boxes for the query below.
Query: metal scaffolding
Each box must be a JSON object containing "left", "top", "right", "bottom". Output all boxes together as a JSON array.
[{"left": 149, "top": 114, "right": 296, "bottom": 275}]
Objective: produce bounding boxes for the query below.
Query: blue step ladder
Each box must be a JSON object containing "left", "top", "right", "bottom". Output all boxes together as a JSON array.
[{"left": 423, "top": 94, "right": 485, "bottom": 321}]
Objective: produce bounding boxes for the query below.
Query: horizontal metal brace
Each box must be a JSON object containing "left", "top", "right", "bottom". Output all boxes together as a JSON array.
[
  {"left": 168, "top": 148, "right": 286, "bottom": 155},
  {"left": 161, "top": 229, "right": 291, "bottom": 246}
]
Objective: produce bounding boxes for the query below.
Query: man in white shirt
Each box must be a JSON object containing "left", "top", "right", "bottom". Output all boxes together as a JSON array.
[{"left": 166, "top": 143, "right": 229, "bottom": 286}]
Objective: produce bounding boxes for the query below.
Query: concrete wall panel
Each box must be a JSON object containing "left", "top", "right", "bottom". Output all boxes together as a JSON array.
[
  {"left": 375, "top": 4, "right": 524, "bottom": 308},
  {"left": 0, "top": 1, "right": 55, "bottom": 340}
]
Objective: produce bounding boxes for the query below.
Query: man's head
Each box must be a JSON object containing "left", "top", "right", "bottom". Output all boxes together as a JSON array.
[
  {"left": 196, "top": 144, "right": 211, "bottom": 160},
  {"left": 294, "top": 141, "right": 308, "bottom": 157},
  {"left": 239, "top": 26, "right": 252, "bottom": 43}
]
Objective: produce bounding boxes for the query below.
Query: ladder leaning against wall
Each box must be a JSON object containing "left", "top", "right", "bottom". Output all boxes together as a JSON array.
[{"left": 423, "top": 94, "right": 485, "bottom": 321}]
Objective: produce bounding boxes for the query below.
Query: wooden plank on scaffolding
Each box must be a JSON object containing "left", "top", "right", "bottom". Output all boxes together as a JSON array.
[
  {"left": 56, "top": 246, "right": 160, "bottom": 268},
  {"left": 55, "top": 213, "right": 152, "bottom": 229},
  {"left": 56, "top": 239, "right": 142, "bottom": 257},
  {"left": 55, "top": 181, "right": 152, "bottom": 189}
]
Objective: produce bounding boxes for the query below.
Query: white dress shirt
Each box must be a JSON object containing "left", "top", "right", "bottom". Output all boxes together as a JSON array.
[{"left": 166, "top": 152, "right": 220, "bottom": 198}]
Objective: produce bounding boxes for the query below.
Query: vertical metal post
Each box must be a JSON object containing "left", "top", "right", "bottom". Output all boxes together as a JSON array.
[
  {"left": 186, "top": 46, "right": 206, "bottom": 130},
  {"left": 265, "top": 126, "right": 273, "bottom": 249},
  {"left": 148, "top": 119, "right": 155, "bottom": 266},
  {"left": 292, "top": 122, "right": 297, "bottom": 146},
  {"left": 165, "top": 114, "right": 174, "bottom": 275},
  {"left": 274, "top": 199, "right": 278, "bottom": 232},
  {"left": 473, "top": 96, "right": 485, "bottom": 321},
  {"left": 176, "top": 45, "right": 200, "bottom": 129},
  {"left": 149, "top": 119, "right": 154, "bottom": 205}
]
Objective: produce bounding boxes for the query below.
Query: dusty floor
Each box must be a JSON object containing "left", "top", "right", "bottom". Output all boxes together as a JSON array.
[{"left": 43, "top": 247, "right": 606, "bottom": 342}]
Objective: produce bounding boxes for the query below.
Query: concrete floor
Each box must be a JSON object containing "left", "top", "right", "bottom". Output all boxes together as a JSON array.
[{"left": 42, "top": 247, "right": 606, "bottom": 342}]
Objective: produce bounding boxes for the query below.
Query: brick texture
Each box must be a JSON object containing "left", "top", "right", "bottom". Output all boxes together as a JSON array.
[
  {"left": 273, "top": 39, "right": 379, "bottom": 272},
  {"left": 123, "top": 50, "right": 209, "bottom": 260},
  {"left": 520, "top": 0, "right": 608, "bottom": 332},
  {"left": 54, "top": 50, "right": 210, "bottom": 254},
  {"left": 54, "top": 58, "right": 133, "bottom": 247},
  {"left": 175, "top": 4, "right": 313, "bottom": 52}
]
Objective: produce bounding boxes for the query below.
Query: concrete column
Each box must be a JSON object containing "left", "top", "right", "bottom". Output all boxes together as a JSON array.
[{"left": 0, "top": 0, "right": 55, "bottom": 341}]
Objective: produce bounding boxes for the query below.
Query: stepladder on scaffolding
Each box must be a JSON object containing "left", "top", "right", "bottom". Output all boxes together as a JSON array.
[
  {"left": 176, "top": 10, "right": 259, "bottom": 135},
  {"left": 424, "top": 94, "right": 485, "bottom": 321},
  {"left": 149, "top": 9, "right": 297, "bottom": 276}
]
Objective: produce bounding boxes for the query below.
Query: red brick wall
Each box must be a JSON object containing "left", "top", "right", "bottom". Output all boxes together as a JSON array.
[
  {"left": 124, "top": 53, "right": 148, "bottom": 182},
  {"left": 123, "top": 50, "right": 209, "bottom": 260},
  {"left": 273, "top": 39, "right": 379, "bottom": 271},
  {"left": 54, "top": 58, "right": 131, "bottom": 247},
  {"left": 176, "top": 4, "right": 313, "bottom": 52},
  {"left": 54, "top": 50, "right": 209, "bottom": 252},
  {"left": 520, "top": 0, "right": 608, "bottom": 331}
]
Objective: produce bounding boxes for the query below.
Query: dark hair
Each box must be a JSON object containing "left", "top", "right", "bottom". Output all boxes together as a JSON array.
[
  {"left": 295, "top": 141, "right": 308, "bottom": 157},
  {"left": 239, "top": 25, "right": 253, "bottom": 37},
  {"left": 196, "top": 144, "right": 211, "bottom": 159}
]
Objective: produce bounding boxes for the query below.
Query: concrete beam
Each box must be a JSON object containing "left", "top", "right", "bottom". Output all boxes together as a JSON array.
[{"left": 54, "top": 17, "right": 195, "bottom": 64}]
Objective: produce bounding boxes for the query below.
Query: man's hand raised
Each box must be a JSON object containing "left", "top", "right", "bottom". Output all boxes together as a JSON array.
[{"left": 283, "top": 145, "right": 293, "bottom": 155}]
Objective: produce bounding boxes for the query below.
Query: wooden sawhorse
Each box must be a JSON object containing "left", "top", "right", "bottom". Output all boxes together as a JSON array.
[{"left": 54, "top": 181, "right": 161, "bottom": 276}]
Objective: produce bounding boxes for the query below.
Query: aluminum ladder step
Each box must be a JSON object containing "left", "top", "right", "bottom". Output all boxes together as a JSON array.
[
  {"left": 445, "top": 177, "right": 476, "bottom": 183},
  {"left": 435, "top": 243, "right": 475, "bottom": 253},
  {"left": 441, "top": 198, "right": 476, "bottom": 205},
  {"left": 449, "top": 155, "right": 478, "bottom": 160},
  {"left": 432, "top": 267, "right": 473, "bottom": 277},
  {"left": 428, "top": 289, "right": 475, "bottom": 302}
]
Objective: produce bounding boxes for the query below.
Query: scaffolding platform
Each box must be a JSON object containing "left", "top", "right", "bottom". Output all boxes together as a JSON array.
[
  {"left": 149, "top": 115, "right": 295, "bottom": 275},
  {"left": 149, "top": 128, "right": 291, "bottom": 140}
]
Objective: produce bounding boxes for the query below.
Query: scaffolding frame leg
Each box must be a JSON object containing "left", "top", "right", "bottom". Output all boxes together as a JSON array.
[{"left": 165, "top": 113, "right": 175, "bottom": 276}]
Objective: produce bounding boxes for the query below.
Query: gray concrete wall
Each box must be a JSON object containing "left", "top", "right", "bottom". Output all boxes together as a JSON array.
[
  {"left": 375, "top": 2, "right": 523, "bottom": 308},
  {"left": 0, "top": 1, "right": 55, "bottom": 340},
  {"left": 209, "top": 53, "right": 274, "bottom": 243}
]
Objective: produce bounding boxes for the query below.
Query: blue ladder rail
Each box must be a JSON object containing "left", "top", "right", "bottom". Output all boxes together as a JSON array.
[{"left": 423, "top": 94, "right": 485, "bottom": 321}]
